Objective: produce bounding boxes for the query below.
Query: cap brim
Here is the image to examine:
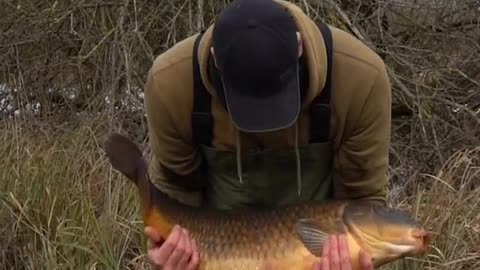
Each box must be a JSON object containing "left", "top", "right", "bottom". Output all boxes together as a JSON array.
[{"left": 221, "top": 64, "right": 301, "bottom": 133}]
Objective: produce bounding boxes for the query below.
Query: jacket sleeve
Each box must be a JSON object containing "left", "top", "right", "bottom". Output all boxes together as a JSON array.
[
  {"left": 143, "top": 67, "right": 205, "bottom": 207},
  {"left": 334, "top": 66, "right": 392, "bottom": 205}
]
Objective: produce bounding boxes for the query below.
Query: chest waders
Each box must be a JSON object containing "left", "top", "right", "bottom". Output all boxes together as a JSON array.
[{"left": 191, "top": 22, "right": 334, "bottom": 210}]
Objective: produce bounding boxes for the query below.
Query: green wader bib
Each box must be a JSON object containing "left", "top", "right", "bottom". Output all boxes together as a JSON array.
[
  {"left": 191, "top": 21, "right": 335, "bottom": 210},
  {"left": 200, "top": 142, "right": 334, "bottom": 210}
]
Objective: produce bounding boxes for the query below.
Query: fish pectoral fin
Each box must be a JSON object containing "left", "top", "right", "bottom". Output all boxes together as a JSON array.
[{"left": 295, "top": 218, "right": 334, "bottom": 257}]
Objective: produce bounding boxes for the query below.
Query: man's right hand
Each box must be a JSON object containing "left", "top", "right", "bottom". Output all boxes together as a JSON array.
[
  {"left": 144, "top": 225, "right": 200, "bottom": 270},
  {"left": 311, "top": 235, "right": 373, "bottom": 270}
]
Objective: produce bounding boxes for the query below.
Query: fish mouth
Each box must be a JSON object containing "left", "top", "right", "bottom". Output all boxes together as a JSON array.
[
  {"left": 409, "top": 228, "right": 431, "bottom": 255},
  {"left": 353, "top": 226, "right": 431, "bottom": 259},
  {"left": 363, "top": 228, "right": 431, "bottom": 268},
  {"left": 389, "top": 228, "right": 431, "bottom": 256}
]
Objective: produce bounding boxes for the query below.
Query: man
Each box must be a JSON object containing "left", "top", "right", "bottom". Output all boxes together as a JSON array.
[{"left": 142, "top": 0, "right": 392, "bottom": 269}]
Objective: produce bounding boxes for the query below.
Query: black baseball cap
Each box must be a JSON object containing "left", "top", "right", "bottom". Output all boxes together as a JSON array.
[{"left": 212, "top": 0, "right": 300, "bottom": 132}]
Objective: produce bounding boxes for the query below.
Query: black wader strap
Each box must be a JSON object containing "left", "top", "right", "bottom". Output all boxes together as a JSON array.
[
  {"left": 309, "top": 22, "right": 333, "bottom": 143},
  {"left": 191, "top": 31, "right": 213, "bottom": 146},
  {"left": 191, "top": 23, "right": 332, "bottom": 146}
]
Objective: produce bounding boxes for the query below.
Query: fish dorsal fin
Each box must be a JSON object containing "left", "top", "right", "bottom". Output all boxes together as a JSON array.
[{"left": 295, "top": 218, "right": 335, "bottom": 257}]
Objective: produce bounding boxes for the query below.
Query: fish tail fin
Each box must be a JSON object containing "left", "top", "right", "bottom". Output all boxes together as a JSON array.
[
  {"left": 104, "top": 133, "right": 179, "bottom": 238},
  {"left": 104, "top": 133, "right": 152, "bottom": 210},
  {"left": 104, "top": 132, "right": 147, "bottom": 185}
]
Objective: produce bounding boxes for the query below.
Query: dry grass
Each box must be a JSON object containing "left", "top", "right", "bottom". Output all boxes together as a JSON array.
[
  {"left": 0, "top": 116, "right": 478, "bottom": 270},
  {"left": 385, "top": 147, "right": 480, "bottom": 270},
  {"left": 0, "top": 116, "right": 149, "bottom": 269},
  {"left": 1, "top": 0, "right": 479, "bottom": 269}
]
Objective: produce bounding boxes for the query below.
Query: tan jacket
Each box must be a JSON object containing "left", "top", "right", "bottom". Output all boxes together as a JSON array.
[{"left": 144, "top": 0, "right": 392, "bottom": 207}]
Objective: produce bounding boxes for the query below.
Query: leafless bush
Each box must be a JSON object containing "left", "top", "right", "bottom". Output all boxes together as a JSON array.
[
  {"left": 321, "top": 0, "right": 480, "bottom": 190},
  {"left": 363, "top": 0, "right": 479, "bottom": 189}
]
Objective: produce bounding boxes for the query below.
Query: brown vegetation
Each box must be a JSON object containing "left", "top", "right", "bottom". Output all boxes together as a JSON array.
[{"left": 0, "top": 0, "right": 479, "bottom": 269}]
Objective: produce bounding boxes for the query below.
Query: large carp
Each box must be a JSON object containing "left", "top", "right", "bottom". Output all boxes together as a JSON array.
[{"left": 104, "top": 133, "right": 430, "bottom": 270}]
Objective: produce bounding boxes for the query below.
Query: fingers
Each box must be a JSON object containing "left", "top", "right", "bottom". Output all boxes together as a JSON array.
[
  {"left": 359, "top": 250, "right": 373, "bottom": 270},
  {"left": 321, "top": 235, "right": 372, "bottom": 270},
  {"left": 329, "top": 235, "right": 340, "bottom": 269},
  {"left": 174, "top": 229, "right": 192, "bottom": 269},
  {"left": 187, "top": 238, "right": 200, "bottom": 270},
  {"left": 338, "top": 235, "right": 352, "bottom": 270},
  {"left": 319, "top": 235, "right": 352, "bottom": 270},
  {"left": 166, "top": 228, "right": 188, "bottom": 267},
  {"left": 145, "top": 225, "right": 200, "bottom": 270},
  {"left": 321, "top": 236, "right": 330, "bottom": 270},
  {"left": 150, "top": 225, "right": 183, "bottom": 267},
  {"left": 145, "top": 226, "right": 164, "bottom": 257},
  {"left": 145, "top": 226, "right": 163, "bottom": 244}
]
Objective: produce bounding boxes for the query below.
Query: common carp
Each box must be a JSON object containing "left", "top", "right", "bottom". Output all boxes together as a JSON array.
[{"left": 104, "top": 133, "right": 430, "bottom": 270}]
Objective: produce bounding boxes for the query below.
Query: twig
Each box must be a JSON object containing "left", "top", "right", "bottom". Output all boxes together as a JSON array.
[
  {"left": 197, "top": 0, "right": 204, "bottom": 31},
  {"left": 77, "top": 27, "right": 116, "bottom": 62},
  {"left": 328, "top": 0, "right": 372, "bottom": 46}
]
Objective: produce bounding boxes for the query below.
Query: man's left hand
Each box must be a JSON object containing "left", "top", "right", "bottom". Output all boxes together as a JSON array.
[{"left": 312, "top": 234, "right": 373, "bottom": 270}]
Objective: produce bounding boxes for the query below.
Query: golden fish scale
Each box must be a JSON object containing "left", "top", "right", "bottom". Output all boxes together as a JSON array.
[
  {"left": 105, "top": 134, "right": 427, "bottom": 270},
  {"left": 149, "top": 198, "right": 347, "bottom": 270}
]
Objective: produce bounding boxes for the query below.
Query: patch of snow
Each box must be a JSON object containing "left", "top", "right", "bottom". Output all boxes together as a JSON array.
[
  {"left": 0, "top": 84, "right": 8, "bottom": 94},
  {"left": 1, "top": 82, "right": 146, "bottom": 118},
  {"left": 1, "top": 84, "right": 15, "bottom": 116}
]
